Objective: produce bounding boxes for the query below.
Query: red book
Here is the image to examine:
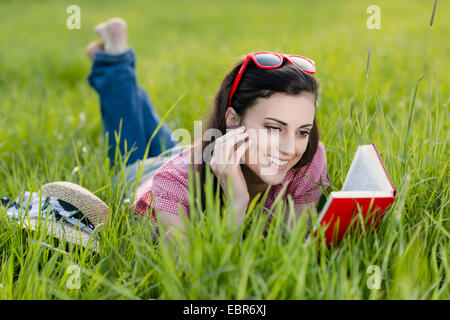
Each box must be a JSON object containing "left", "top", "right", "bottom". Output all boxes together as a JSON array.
[{"left": 315, "top": 143, "right": 397, "bottom": 245}]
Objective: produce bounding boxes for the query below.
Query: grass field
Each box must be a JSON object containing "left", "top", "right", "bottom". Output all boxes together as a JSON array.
[{"left": 0, "top": 0, "right": 448, "bottom": 299}]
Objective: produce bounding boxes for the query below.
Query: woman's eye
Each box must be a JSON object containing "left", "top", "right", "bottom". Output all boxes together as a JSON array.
[
  {"left": 298, "top": 131, "right": 310, "bottom": 137},
  {"left": 265, "top": 126, "right": 280, "bottom": 132},
  {"left": 265, "top": 126, "right": 310, "bottom": 137}
]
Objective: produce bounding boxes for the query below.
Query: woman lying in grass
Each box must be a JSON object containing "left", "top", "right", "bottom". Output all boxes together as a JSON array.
[{"left": 86, "top": 18, "right": 330, "bottom": 246}]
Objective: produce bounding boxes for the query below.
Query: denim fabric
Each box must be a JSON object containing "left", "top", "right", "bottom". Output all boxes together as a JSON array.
[
  {"left": 117, "top": 143, "right": 185, "bottom": 188},
  {"left": 87, "top": 49, "right": 179, "bottom": 166},
  {"left": 87, "top": 49, "right": 184, "bottom": 192}
]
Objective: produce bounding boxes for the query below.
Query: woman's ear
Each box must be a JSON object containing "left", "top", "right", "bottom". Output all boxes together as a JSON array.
[{"left": 225, "top": 107, "right": 241, "bottom": 129}]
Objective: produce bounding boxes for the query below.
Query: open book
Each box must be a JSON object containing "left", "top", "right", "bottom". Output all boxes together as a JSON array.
[{"left": 316, "top": 143, "right": 396, "bottom": 244}]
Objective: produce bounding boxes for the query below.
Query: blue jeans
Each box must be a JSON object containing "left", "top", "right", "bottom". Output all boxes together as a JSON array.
[{"left": 87, "top": 49, "right": 184, "bottom": 193}]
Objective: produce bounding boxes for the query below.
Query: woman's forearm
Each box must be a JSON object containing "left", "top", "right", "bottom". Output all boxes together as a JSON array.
[
  {"left": 157, "top": 211, "right": 191, "bottom": 249},
  {"left": 227, "top": 197, "right": 249, "bottom": 228}
]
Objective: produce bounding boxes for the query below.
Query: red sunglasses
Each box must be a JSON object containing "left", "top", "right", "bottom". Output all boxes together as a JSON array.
[{"left": 228, "top": 52, "right": 316, "bottom": 107}]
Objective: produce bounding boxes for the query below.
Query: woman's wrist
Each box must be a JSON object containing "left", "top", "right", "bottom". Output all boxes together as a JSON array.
[{"left": 228, "top": 197, "right": 249, "bottom": 227}]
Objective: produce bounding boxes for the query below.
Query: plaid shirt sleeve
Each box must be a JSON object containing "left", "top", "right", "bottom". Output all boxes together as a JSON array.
[
  {"left": 287, "top": 141, "right": 330, "bottom": 205},
  {"left": 133, "top": 152, "right": 192, "bottom": 221}
]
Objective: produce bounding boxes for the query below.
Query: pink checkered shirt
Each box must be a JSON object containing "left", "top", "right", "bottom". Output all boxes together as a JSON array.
[{"left": 133, "top": 141, "right": 330, "bottom": 221}]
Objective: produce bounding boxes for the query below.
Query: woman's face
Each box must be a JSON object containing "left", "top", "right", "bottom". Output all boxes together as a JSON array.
[{"left": 239, "top": 92, "right": 316, "bottom": 186}]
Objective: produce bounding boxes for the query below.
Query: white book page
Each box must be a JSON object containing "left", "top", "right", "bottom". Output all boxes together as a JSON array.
[
  {"left": 365, "top": 145, "right": 393, "bottom": 191},
  {"left": 315, "top": 145, "right": 394, "bottom": 228},
  {"left": 342, "top": 145, "right": 391, "bottom": 192}
]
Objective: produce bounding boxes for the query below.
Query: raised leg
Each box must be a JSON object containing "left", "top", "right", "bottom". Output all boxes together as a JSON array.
[{"left": 85, "top": 18, "right": 179, "bottom": 166}]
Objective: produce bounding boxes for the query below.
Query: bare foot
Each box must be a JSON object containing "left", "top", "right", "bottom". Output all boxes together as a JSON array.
[
  {"left": 94, "top": 17, "right": 128, "bottom": 55},
  {"left": 85, "top": 41, "right": 104, "bottom": 60}
]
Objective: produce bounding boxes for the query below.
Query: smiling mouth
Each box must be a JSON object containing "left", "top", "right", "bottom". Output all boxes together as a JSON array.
[{"left": 265, "top": 154, "right": 289, "bottom": 169}]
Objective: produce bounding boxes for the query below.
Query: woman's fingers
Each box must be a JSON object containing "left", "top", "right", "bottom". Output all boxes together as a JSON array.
[
  {"left": 213, "top": 130, "right": 248, "bottom": 164},
  {"left": 218, "top": 126, "right": 246, "bottom": 142},
  {"left": 224, "top": 132, "right": 248, "bottom": 161},
  {"left": 209, "top": 127, "right": 252, "bottom": 206},
  {"left": 233, "top": 139, "right": 252, "bottom": 164},
  {"left": 215, "top": 127, "right": 246, "bottom": 149}
]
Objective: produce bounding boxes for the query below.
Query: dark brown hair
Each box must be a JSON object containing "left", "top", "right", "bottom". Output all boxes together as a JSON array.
[{"left": 190, "top": 57, "right": 320, "bottom": 213}]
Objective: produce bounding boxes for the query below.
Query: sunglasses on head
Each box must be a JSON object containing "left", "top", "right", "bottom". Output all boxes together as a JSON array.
[{"left": 228, "top": 52, "right": 316, "bottom": 107}]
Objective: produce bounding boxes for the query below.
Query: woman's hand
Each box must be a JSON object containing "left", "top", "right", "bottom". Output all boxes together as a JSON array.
[{"left": 209, "top": 126, "right": 252, "bottom": 224}]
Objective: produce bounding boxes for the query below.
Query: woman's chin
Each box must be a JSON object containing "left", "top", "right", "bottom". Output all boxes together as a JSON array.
[
  {"left": 256, "top": 166, "right": 286, "bottom": 185},
  {"left": 244, "top": 160, "right": 290, "bottom": 186}
]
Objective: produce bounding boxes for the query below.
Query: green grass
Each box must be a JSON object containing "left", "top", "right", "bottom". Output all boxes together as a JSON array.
[{"left": 0, "top": 0, "right": 448, "bottom": 299}]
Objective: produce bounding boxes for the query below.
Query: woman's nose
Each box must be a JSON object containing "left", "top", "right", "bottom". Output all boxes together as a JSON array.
[{"left": 278, "top": 134, "right": 296, "bottom": 157}]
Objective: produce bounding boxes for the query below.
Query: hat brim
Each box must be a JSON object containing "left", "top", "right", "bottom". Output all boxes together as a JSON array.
[{"left": 41, "top": 181, "right": 109, "bottom": 228}]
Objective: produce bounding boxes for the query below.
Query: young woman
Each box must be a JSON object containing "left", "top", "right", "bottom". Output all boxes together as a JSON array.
[{"left": 87, "top": 18, "right": 330, "bottom": 243}]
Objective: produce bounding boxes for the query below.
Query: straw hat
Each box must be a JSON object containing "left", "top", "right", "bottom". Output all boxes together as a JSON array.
[{"left": 22, "top": 181, "right": 109, "bottom": 252}]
